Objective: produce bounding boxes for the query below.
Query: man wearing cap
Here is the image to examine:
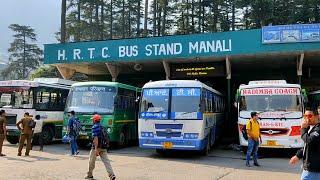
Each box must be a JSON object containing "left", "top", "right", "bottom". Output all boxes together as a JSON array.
[
  {"left": 85, "top": 114, "right": 116, "bottom": 180},
  {"left": 246, "top": 111, "right": 262, "bottom": 167}
]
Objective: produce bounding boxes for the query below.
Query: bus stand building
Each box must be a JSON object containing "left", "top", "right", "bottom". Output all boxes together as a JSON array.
[{"left": 44, "top": 23, "right": 320, "bottom": 134}]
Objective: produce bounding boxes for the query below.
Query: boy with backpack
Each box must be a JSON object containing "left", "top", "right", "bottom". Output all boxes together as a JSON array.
[
  {"left": 67, "top": 111, "right": 80, "bottom": 156},
  {"left": 85, "top": 114, "right": 116, "bottom": 180}
]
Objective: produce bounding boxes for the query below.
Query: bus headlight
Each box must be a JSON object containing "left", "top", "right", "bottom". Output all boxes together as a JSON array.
[
  {"left": 82, "top": 126, "right": 86, "bottom": 131},
  {"left": 184, "top": 133, "right": 199, "bottom": 139},
  {"left": 63, "top": 127, "right": 67, "bottom": 131},
  {"left": 141, "top": 132, "right": 154, "bottom": 137}
]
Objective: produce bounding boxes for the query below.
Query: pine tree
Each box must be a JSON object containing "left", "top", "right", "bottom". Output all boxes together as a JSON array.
[{"left": 2, "top": 24, "right": 43, "bottom": 79}]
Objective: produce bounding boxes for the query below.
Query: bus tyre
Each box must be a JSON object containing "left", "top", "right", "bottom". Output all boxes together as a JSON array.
[
  {"left": 42, "top": 126, "right": 54, "bottom": 145},
  {"left": 156, "top": 149, "right": 166, "bottom": 155},
  {"left": 241, "top": 146, "right": 248, "bottom": 155},
  {"left": 7, "top": 136, "right": 19, "bottom": 144}
]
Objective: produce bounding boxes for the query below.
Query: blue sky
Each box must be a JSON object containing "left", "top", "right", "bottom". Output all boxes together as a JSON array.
[{"left": 0, "top": 0, "right": 60, "bottom": 63}]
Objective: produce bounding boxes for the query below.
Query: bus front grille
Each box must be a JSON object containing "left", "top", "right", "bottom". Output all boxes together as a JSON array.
[{"left": 155, "top": 124, "right": 183, "bottom": 138}]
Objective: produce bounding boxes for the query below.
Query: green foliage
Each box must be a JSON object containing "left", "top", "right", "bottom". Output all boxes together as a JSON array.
[
  {"left": 60, "top": 0, "right": 320, "bottom": 40},
  {"left": 2, "top": 24, "right": 43, "bottom": 80},
  {"left": 29, "top": 66, "right": 62, "bottom": 80}
]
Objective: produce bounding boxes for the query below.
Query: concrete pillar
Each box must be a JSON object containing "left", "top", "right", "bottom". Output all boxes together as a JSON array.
[
  {"left": 162, "top": 61, "right": 170, "bottom": 80},
  {"left": 226, "top": 56, "right": 232, "bottom": 131},
  {"left": 56, "top": 65, "right": 76, "bottom": 80},
  {"left": 297, "top": 53, "right": 304, "bottom": 85},
  {"left": 105, "top": 63, "right": 119, "bottom": 82}
]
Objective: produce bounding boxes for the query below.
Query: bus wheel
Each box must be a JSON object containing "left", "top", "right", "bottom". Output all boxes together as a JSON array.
[
  {"left": 118, "top": 130, "right": 127, "bottom": 148},
  {"left": 42, "top": 126, "right": 54, "bottom": 145},
  {"left": 156, "top": 149, "right": 166, "bottom": 155},
  {"left": 241, "top": 146, "right": 248, "bottom": 155},
  {"left": 7, "top": 136, "right": 19, "bottom": 144}
]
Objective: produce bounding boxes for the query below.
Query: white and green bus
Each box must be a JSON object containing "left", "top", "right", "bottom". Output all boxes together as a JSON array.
[{"left": 2, "top": 78, "right": 75, "bottom": 144}]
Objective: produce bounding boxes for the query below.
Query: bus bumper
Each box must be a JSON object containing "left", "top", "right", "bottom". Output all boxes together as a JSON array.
[{"left": 139, "top": 138, "right": 207, "bottom": 150}]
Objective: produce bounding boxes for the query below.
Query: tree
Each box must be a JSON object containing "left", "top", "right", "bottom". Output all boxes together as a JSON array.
[
  {"left": 2, "top": 24, "right": 43, "bottom": 80},
  {"left": 30, "top": 66, "right": 62, "bottom": 80},
  {"left": 61, "top": 0, "right": 67, "bottom": 43}
]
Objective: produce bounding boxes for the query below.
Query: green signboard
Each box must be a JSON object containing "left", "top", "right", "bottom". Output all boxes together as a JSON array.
[{"left": 44, "top": 29, "right": 320, "bottom": 64}]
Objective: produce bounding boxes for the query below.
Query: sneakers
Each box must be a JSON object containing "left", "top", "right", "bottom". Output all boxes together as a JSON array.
[
  {"left": 84, "top": 175, "right": 93, "bottom": 179},
  {"left": 246, "top": 162, "right": 251, "bottom": 167},
  {"left": 254, "top": 162, "right": 261, "bottom": 167},
  {"left": 109, "top": 174, "right": 116, "bottom": 180},
  {"left": 17, "top": 153, "right": 21, "bottom": 156}
]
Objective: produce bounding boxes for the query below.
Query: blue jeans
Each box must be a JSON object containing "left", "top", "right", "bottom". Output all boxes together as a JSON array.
[
  {"left": 246, "top": 138, "right": 259, "bottom": 164},
  {"left": 301, "top": 170, "right": 320, "bottom": 180},
  {"left": 70, "top": 135, "right": 78, "bottom": 155}
]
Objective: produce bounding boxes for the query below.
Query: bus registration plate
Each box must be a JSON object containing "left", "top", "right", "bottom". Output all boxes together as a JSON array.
[
  {"left": 267, "top": 140, "right": 276, "bottom": 146},
  {"left": 163, "top": 142, "right": 173, "bottom": 149}
]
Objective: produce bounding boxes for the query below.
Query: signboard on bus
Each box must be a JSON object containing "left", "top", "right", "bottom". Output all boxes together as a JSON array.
[
  {"left": 241, "top": 88, "right": 300, "bottom": 96},
  {"left": 262, "top": 24, "right": 320, "bottom": 44}
]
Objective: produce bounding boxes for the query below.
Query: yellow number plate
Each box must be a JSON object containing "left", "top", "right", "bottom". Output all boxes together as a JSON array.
[
  {"left": 267, "top": 140, "right": 277, "bottom": 146},
  {"left": 163, "top": 142, "right": 173, "bottom": 149}
]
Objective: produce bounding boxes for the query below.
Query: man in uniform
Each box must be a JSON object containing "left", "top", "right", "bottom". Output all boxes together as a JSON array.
[
  {"left": 0, "top": 110, "right": 7, "bottom": 156},
  {"left": 16, "top": 112, "right": 33, "bottom": 156}
]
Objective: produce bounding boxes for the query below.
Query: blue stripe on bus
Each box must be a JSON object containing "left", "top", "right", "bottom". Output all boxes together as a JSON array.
[{"left": 155, "top": 124, "right": 183, "bottom": 129}]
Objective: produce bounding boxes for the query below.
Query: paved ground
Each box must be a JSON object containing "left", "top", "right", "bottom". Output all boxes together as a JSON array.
[{"left": 0, "top": 141, "right": 301, "bottom": 180}]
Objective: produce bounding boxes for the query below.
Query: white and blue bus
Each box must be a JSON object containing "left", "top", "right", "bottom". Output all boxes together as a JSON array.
[{"left": 138, "top": 80, "right": 225, "bottom": 155}]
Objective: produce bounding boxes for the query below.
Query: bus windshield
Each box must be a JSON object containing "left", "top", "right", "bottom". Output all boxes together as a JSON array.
[
  {"left": 240, "top": 95, "right": 302, "bottom": 112},
  {"left": 171, "top": 88, "right": 201, "bottom": 119},
  {"left": 66, "top": 86, "right": 116, "bottom": 114},
  {"left": 0, "top": 87, "right": 33, "bottom": 109},
  {"left": 141, "top": 89, "right": 169, "bottom": 112}
]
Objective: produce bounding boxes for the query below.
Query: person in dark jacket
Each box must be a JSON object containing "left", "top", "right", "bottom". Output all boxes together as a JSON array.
[
  {"left": 67, "top": 111, "right": 79, "bottom": 156},
  {"left": 290, "top": 109, "right": 320, "bottom": 180}
]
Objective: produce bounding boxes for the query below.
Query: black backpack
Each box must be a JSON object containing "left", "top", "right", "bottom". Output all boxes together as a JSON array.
[
  {"left": 99, "top": 125, "right": 110, "bottom": 149},
  {"left": 242, "top": 121, "right": 252, "bottom": 141},
  {"left": 28, "top": 119, "right": 36, "bottom": 128}
]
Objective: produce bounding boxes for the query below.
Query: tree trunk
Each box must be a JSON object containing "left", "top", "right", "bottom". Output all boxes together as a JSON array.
[
  {"left": 90, "top": 1, "right": 94, "bottom": 40},
  {"left": 122, "top": 0, "right": 125, "bottom": 38},
  {"left": 110, "top": 0, "right": 113, "bottom": 39},
  {"left": 137, "top": 0, "right": 141, "bottom": 37},
  {"left": 232, "top": 1, "right": 235, "bottom": 31},
  {"left": 101, "top": 0, "right": 104, "bottom": 39},
  {"left": 191, "top": 0, "right": 195, "bottom": 33},
  {"left": 61, "top": 0, "right": 67, "bottom": 43},
  {"left": 76, "top": 0, "right": 81, "bottom": 41},
  {"left": 157, "top": 2, "right": 161, "bottom": 36},
  {"left": 198, "top": 0, "right": 201, "bottom": 33},
  {"left": 213, "top": 0, "right": 218, "bottom": 32},
  {"left": 161, "top": 0, "right": 168, "bottom": 36},
  {"left": 153, "top": 0, "right": 157, "bottom": 36},
  {"left": 95, "top": 1, "right": 99, "bottom": 40},
  {"left": 128, "top": 3, "right": 131, "bottom": 37},
  {"left": 143, "top": 0, "right": 148, "bottom": 36},
  {"left": 202, "top": 2, "right": 205, "bottom": 33},
  {"left": 23, "top": 31, "right": 26, "bottom": 79},
  {"left": 186, "top": 0, "right": 190, "bottom": 34}
]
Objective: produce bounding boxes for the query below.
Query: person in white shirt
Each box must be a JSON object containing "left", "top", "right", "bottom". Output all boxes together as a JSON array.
[{"left": 32, "top": 115, "right": 44, "bottom": 151}]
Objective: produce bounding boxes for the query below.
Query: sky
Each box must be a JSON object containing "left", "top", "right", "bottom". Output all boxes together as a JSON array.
[{"left": 0, "top": 0, "right": 60, "bottom": 63}]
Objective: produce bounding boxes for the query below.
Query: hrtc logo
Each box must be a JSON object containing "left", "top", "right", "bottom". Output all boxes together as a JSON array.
[{"left": 165, "top": 128, "right": 172, "bottom": 133}]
